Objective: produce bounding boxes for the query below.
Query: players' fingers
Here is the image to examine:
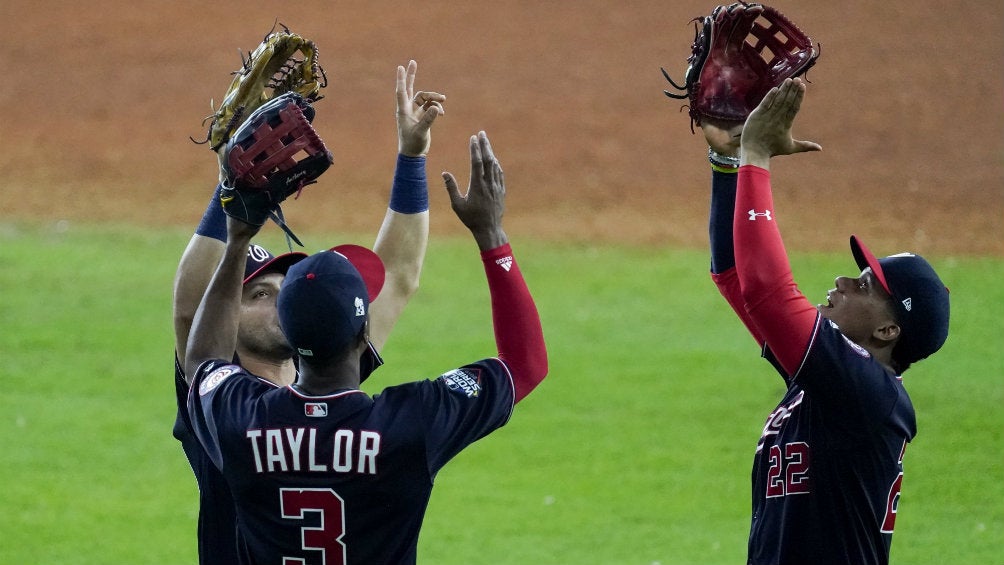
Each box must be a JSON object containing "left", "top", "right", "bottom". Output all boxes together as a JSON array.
[
  {"left": 477, "top": 132, "right": 503, "bottom": 183},
  {"left": 422, "top": 100, "right": 445, "bottom": 116},
  {"left": 442, "top": 171, "right": 463, "bottom": 204},
  {"left": 395, "top": 65, "right": 409, "bottom": 110},
  {"left": 785, "top": 78, "right": 807, "bottom": 119},
  {"left": 414, "top": 91, "right": 446, "bottom": 105},
  {"left": 418, "top": 104, "right": 443, "bottom": 130},
  {"left": 792, "top": 139, "right": 822, "bottom": 153},
  {"left": 478, "top": 131, "right": 497, "bottom": 168},
  {"left": 491, "top": 158, "right": 505, "bottom": 195},
  {"left": 406, "top": 60, "right": 418, "bottom": 99},
  {"left": 754, "top": 85, "right": 781, "bottom": 117},
  {"left": 481, "top": 134, "right": 504, "bottom": 192},
  {"left": 469, "top": 134, "right": 485, "bottom": 180}
]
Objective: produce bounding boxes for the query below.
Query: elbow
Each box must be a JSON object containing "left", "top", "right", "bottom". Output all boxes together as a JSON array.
[
  {"left": 509, "top": 346, "right": 548, "bottom": 403},
  {"left": 386, "top": 268, "right": 422, "bottom": 303},
  {"left": 536, "top": 348, "right": 549, "bottom": 382},
  {"left": 398, "top": 274, "right": 421, "bottom": 302},
  {"left": 737, "top": 272, "right": 771, "bottom": 305},
  {"left": 174, "top": 311, "right": 195, "bottom": 336}
]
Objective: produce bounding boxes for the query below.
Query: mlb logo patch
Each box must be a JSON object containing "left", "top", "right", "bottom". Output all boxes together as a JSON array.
[
  {"left": 440, "top": 369, "right": 482, "bottom": 398},
  {"left": 305, "top": 403, "right": 328, "bottom": 417}
]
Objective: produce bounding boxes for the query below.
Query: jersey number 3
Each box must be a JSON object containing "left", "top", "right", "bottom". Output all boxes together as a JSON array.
[{"left": 280, "top": 488, "right": 347, "bottom": 565}]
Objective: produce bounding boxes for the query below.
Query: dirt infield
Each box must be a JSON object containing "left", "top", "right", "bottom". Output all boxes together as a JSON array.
[{"left": 2, "top": 1, "right": 1001, "bottom": 256}]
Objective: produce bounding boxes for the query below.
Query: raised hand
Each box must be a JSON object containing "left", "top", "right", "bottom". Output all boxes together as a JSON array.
[
  {"left": 396, "top": 60, "right": 446, "bottom": 157},
  {"left": 443, "top": 131, "right": 508, "bottom": 251},
  {"left": 740, "top": 78, "right": 822, "bottom": 168}
]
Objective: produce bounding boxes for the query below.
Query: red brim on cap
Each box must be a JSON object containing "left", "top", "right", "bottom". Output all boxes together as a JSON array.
[
  {"left": 243, "top": 252, "right": 309, "bottom": 285},
  {"left": 330, "top": 244, "right": 385, "bottom": 302},
  {"left": 849, "top": 235, "right": 891, "bottom": 295}
]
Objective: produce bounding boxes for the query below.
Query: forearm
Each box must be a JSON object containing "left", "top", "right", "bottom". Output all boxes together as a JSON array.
[
  {"left": 369, "top": 154, "right": 431, "bottom": 351},
  {"left": 734, "top": 165, "right": 815, "bottom": 373},
  {"left": 173, "top": 185, "right": 227, "bottom": 363},
  {"left": 709, "top": 168, "right": 738, "bottom": 275},
  {"left": 734, "top": 166, "right": 792, "bottom": 299},
  {"left": 482, "top": 243, "right": 547, "bottom": 402},
  {"left": 370, "top": 209, "right": 428, "bottom": 351},
  {"left": 184, "top": 231, "right": 251, "bottom": 382},
  {"left": 705, "top": 164, "right": 768, "bottom": 344},
  {"left": 174, "top": 236, "right": 226, "bottom": 360}
]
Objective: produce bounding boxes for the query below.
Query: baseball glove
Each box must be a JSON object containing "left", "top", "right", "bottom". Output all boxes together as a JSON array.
[
  {"left": 661, "top": 2, "right": 819, "bottom": 131},
  {"left": 198, "top": 25, "right": 327, "bottom": 151},
  {"left": 219, "top": 91, "right": 333, "bottom": 246}
]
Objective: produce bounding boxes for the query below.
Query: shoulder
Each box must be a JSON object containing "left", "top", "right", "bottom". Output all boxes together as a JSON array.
[
  {"left": 798, "top": 320, "right": 914, "bottom": 425},
  {"left": 192, "top": 360, "right": 273, "bottom": 400},
  {"left": 375, "top": 359, "right": 515, "bottom": 406},
  {"left": 806, "top": 319, "right": 878, "bottom": 370}
]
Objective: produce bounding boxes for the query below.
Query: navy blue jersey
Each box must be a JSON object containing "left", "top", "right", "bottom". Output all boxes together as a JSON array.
[
  {"left": 188, "top": 357, "right": 515, "bottom": 565},
  {"left": 749, "top": 315, "right": 916, "bottom": 565},
  {"left": 173, "top": 356, "right": 241, "bottom": 564}
]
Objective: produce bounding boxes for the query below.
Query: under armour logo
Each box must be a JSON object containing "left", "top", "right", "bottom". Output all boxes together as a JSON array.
[
  {"left": 496, "top": 256, "right": 513, "bottom": 272},
  {"left": 748, "top": 209, "right": 773, "bottom": 221},
  {"left": 902, "top": 297, "right": 912, "bottom": 312}
]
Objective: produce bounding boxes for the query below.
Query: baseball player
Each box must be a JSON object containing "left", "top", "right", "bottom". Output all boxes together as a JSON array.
[
  {"left": 171, "top": 60, "right": 444, "bottom": 564},
  {"left": 700, "top": 78, "right": 950, "bottom": 565},
  {"left": 184, "top": 130, "right": 547, "bottom": 564}
]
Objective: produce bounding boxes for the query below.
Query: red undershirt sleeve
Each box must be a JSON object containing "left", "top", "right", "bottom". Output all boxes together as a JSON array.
[
  {"left": 481, "top": 243, "right": 548, "bottom": 402},
  {"left": 734, "top": 165, "right": 819, "bottom": 376},
  {"left": 712, "top": 268, "right": 766, "bottom": 347}
]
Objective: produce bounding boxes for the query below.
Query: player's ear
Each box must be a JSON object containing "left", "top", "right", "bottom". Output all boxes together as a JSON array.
[{"left": 873, "top": 321, "right": 901, "bottom": 345}]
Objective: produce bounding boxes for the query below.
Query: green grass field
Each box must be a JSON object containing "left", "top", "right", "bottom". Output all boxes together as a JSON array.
[{"left": 1, "top": 221, "right": 1000, "bottom": 564}]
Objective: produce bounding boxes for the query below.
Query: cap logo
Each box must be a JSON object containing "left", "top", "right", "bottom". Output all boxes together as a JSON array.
[
  {"left": 902, "top": 297, "right": 913, "bottom": 312},
  {"left": 496, "top": 256, "right": 513, "bottom": 272},
  {"left": 248, "top": 244, "right": 270, "bottom": 262},
  {"left": 354, "top": 296, "right": 365, "bottom": 316},
  {"left": 748, "top": 209, "right": 773, "bottom": 221}
]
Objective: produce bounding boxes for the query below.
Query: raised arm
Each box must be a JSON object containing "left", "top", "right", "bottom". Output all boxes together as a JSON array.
[
  {"left": 733, "top": 78, "right": 822, "bottom": 374},
  {"left": 173, "top": 184, "right": 227, "bottom": 366},
  {"left": 698, "top": 119, "right": 769, "bottom": 346},
  {"left": 368, "top": 60, "right": 445, "bottom": 352},
  {"left": 444, "top": 132, "right": 548, "bottom": 402},
  {"left": 184, "top": 216, "right": 260, "bottom": 382}
]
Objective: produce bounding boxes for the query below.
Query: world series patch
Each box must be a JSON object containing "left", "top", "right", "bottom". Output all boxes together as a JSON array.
[{"left": 440, "top": 368, "right": 482, "bottom": 398}]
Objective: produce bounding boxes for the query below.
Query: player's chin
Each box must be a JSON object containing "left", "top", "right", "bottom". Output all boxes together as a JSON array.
[{"left": 267, "top": 333, "right": 296, "bottom": 359}]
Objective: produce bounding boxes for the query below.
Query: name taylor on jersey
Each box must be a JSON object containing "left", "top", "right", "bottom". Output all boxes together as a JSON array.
[{"left": 246, "top": 427, "right": 382, "bottom": 475}]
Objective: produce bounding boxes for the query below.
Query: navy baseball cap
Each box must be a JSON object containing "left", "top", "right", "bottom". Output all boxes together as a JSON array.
[
  {"left": 277, "top": 245, "right": 385, "bottom": 362},
  {"left": 850, "top": 235, "right": 950, "bottom": 368},
  {"left": 244, "top": 244, "right": 308, "bottom": 285}
]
